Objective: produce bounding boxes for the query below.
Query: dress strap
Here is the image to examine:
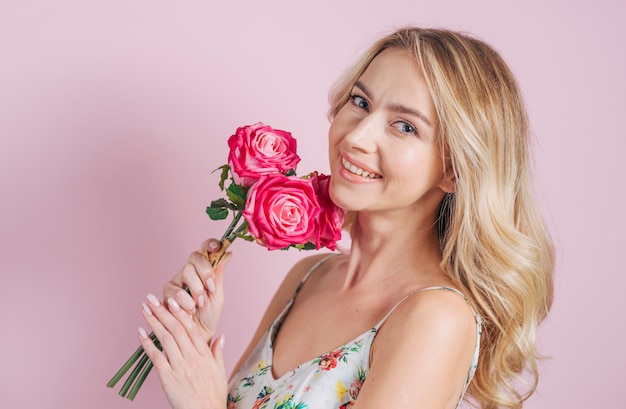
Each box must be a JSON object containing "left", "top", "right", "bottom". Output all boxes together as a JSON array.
[
  {"left": 290, "top": 254, "right": 337, "bottom": 300},
  {"left": 268, "top": 254, "right": 337, "bottom": 345},
  {"left": 373, "top": 286, "right": 482, "bottom": 330},
  {"left": 420, "top": 286, "right": 481, "bottom": 319},
  {"left": 277, "top": 253, "right": 337, "bottom": 318}
]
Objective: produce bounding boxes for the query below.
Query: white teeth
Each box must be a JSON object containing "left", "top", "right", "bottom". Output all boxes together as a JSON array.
[{"left": 342, "top": 158, "right": 381, "bottom": 179}]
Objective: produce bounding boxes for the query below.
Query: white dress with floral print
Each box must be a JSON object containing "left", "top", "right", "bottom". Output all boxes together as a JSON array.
[{"left": 227, "top": 256, "right": 482, "bottom": 409}]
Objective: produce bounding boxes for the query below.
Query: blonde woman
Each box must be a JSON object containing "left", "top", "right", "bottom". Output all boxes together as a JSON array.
[{"left": 139, "top": 27, "right": 554, "bottom": 409}]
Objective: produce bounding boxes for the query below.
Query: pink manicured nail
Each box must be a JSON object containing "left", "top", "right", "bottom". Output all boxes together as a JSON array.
[
  {"left": 147, "top": 293, "right": 160, "bottom": 307},
  {"left": 219, "top": 334, "right": 226, "bottom": 349},
  {"left": 208, "top": 241, "right": 219, "bottom": 251},
  {"left": 142, "top": 302, "right": 152, "bottom": 316},
  {"left": 167, "top": 297, "right": 180, "bottom": 312},
  {"left": 206, "top": 278, "right": 216, "bottom": 293},
  {"left": 138, "top": 327, "right": 148, "bottom": 339},
  {"left": 197, "top": 295, "right": 205, "bottom": 308}
]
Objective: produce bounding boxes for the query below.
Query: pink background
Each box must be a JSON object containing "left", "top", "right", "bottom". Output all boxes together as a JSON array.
[{"left": 1, "top": 1, "right": 624, "bottom": 408}]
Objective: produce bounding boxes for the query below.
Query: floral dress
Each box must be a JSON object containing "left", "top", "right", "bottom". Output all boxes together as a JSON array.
[{"left": 227, "top": 256, "right": 482, "bottom": 409}]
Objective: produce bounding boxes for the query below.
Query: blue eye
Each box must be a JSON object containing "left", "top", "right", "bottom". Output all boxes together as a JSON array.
[
  {"left": 394, "top": 121, "right": 418, "bottom": 136},
  {"left": 350, "top": 95, "right": 370, "bottom": 111}
]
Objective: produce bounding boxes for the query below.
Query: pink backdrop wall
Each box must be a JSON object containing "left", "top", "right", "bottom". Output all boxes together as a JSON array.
[{"left": 1, "top": 1, "right": 624, "bottom": 408}]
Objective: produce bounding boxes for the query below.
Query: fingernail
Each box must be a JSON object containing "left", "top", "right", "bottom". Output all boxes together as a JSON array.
[
  {"left": 147, "top": 293, "right": 160, "bottom": 307},
  {"left": 208, "top": 241, "right": 220, "bottom": 251},
  {"left": 138, "top": 327, "right": 148, "bottom": 339},
  {"left": 142, "top": 302, "right": 152, "bottom": 316},
  {"left": 219, "top": 334, "right": 226, "bottom": 349},
  {"left": 206, "top": 278, "right": 216, "bottom": 293},
  {"left": 167, "top": 297, "right": 180, "bottom": 312},
  {"left": 197, "top": 295, "right": 205, "bottom": 308}
]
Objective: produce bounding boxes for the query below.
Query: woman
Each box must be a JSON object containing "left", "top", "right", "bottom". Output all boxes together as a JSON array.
[{"left": 138, "top": 27, "right": 554, "bottom": 409}]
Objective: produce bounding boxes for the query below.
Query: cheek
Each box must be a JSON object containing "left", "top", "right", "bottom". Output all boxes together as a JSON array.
[
  {"left": 327, "top": 122, "right": 342, "bottom": 161},
  {"left": 328, "top": 106, "right": 352, "bottom": 145},
  {"left": 328, "top": 120, "right": 341, "bottom": 147}
]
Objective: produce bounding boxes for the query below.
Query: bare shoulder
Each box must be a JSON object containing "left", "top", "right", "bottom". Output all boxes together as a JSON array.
[
  {"left": 355, "top": 288, "right": 478, "bottom": 408},
  {"left": 375, "top": 287, "right": 478, "bottom": 359},
  {"left": 267, "top": 253, "right": 336, "bottom": 303},
  {"left": 389, "top": 288, "right": 476, "bottom": 334}
]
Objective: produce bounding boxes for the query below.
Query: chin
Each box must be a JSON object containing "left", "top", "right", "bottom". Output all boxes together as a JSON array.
[
  {"left": 329, "top": 187, "right": 361, "bottom": 213},
  {"left": 328, "top": 181, "right": 345, "bottom": 208}
]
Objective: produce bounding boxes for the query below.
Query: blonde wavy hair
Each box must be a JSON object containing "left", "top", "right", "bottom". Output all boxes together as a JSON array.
[{"left": 328, "top": 28, "right": 554, "bottom": 409}]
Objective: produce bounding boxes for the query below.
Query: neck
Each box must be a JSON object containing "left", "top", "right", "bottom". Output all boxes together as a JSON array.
[{"left": 341, "top": 209, "right": 444, "bottom": 289}]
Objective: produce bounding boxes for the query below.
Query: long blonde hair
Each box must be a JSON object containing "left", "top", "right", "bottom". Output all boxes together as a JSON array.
[{"left": 329, "top": 28, "right": 554, "bottom": 409}]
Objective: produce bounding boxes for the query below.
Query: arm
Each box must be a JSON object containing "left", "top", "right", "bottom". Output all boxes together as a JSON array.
[{"left": 353, "top": 289, "right": 478, "bottom": 409}]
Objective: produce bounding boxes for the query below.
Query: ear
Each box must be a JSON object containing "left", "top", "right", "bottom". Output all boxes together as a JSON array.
[{"left": 439, "top": 171, "right": 455, "bottom": 193}]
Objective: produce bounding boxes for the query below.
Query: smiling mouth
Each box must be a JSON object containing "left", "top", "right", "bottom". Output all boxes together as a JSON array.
[{"left": 341, "top": 157, "right": 382, "bottom": 179}]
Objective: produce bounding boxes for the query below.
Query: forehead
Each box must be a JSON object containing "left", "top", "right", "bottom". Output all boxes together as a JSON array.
[
  {"left": 358, "top": 48, "right": 437, "bottom": 125},
  {"left": 361, "top": 47, "right": 423, "bottom": 79}
]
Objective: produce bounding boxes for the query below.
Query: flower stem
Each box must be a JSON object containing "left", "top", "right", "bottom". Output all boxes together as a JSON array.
[
  {"left": 128, "top": 360, "right": 154, "bottom": 401},
  {"left": 106, "top": 344, "right": 145, "bottom": 388},
  {"left": 119, "top": 352, "right": 150, "bottom": 397},
  {"left": 230, "top": 219, "right": 249, "bottom": 239},
  {"left": 125, "top": 332, "right": 163, "bottom": 400},
  {"left": 221, "top": 210, "right": 243, "bottom": 241},
  {"left": 127, "top": 334, "right": 161, "bottom": 400}
]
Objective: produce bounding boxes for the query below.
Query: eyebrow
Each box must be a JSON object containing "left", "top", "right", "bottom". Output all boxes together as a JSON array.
[{"left": 354, "top": 81, "right": 434, "bottom": 128}]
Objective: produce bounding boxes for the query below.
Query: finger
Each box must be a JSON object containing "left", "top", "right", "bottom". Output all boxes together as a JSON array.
[
  {"left": 188, "top": 251, "right": 218, "bottom": 294},
  {"left": 166, "top": 263, "right": 203, "bottom": 311},
  {"left": 180, "top": 260, "right": 208, "bottom": 305},
  {"left": 165, "top": 297, "right": 212, "bottom": 356},
  {"left": 163, "top": 283, "right": 197, "bottom": 314},
  {"left": 142, "top": 294, "right": 194, "bottom": 364},
  {"left": 210, "top": 334, "right": 227, "bottom": 378},
  {"left": 204, "top": 252, "right": 231, "bottom": 306},
  {"left": 137, "top": 326, "right": 169, "bottom": 370},
  {"left": 203, "top": 238, "right": 232, "bottom": 266},
  {"left": 168, "top": 253, "right": 213, "bottom": 310},
  {"left": 201, "top": 238, "right": 222, "bottom": 254},
  {"left": 213, "top": 251, "right": 232, "bottom": 277}
]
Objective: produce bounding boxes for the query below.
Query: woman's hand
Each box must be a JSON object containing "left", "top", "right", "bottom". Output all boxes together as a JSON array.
[
  {"left": 163, "top": 239, "right": 231, "bottom": 343},
  {"left": 139, "top": 295, "right": 228, "bottom": 409}
]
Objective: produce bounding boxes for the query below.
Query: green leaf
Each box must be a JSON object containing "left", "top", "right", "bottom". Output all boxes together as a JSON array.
[
  {"left": 210, "top": 198, "right": 233, "bottom": 209},
  {"left": 206, "top": 206, "right": 229, "bottom": 220},
  {"left": 226, "top": 183, "right": 247, "bottom": 209},
  {"left": 295, "top": 242, "right": 317, "bottom": 251},
  {"left": 234, "top": 233, "right": 255, "bottom": 242},
  {"left": 213, "top": 165, "right": 230, "bottom": 191},
  {"left": 285, "top": 168, "right": 297, "bottom": 177}
]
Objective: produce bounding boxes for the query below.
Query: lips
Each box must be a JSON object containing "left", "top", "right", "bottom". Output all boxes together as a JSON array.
[{"left": 341, "top": 156, "right": 382, "bottom": 179}]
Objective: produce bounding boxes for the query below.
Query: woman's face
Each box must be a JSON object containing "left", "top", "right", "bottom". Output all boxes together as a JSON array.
[{"left": 328, "top": 48, "right": 453, "bottom": 221}]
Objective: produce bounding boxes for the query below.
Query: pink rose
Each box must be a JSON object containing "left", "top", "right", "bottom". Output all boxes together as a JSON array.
[
  {"left": 243, "top": 174, "right": 320, "bottom": 251},
  {"left": 227, "top": 122, "right": 301, "bottom": 187},
  {"left": 309, "top": 172, "right": 344, "bottom": 250}
]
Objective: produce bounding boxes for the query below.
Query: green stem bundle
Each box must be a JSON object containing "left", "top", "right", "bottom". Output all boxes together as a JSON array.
[{"left": 107, "top": 212, "right": 244, "bottom": 400}]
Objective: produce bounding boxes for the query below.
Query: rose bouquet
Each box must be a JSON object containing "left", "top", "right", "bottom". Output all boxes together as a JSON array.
[{"left": 107, "top": 122, "right": 343, "bottom": 400}]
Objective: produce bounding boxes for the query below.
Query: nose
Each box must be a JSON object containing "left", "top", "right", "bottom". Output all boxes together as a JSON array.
[{"left": 343, "top": 114, "right": 379, "bottom": 154}]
